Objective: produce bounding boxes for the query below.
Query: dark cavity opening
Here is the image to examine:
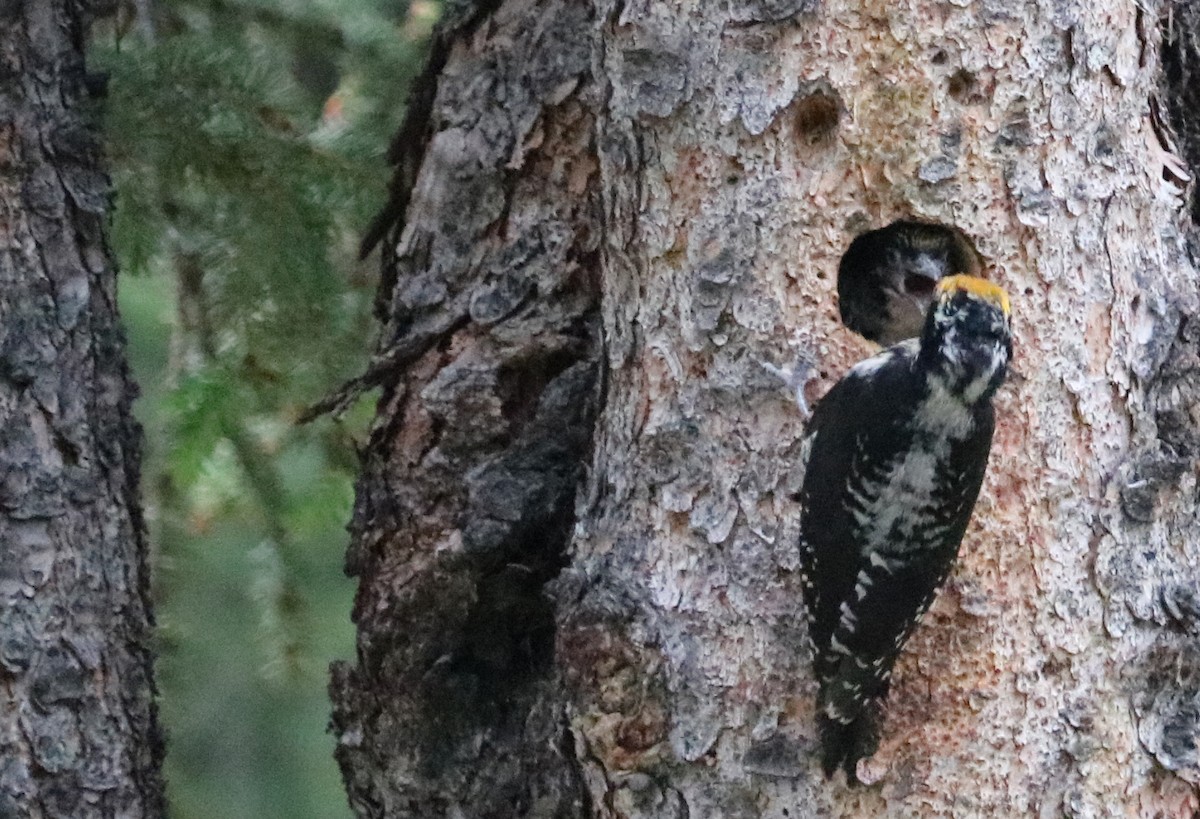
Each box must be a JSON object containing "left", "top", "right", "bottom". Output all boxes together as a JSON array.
[
  {"left": 792, "top": 83, "right": 843, "bottom": 149},
  {"left": 835, "top": 220, "right": 983, "bottom": 345}
]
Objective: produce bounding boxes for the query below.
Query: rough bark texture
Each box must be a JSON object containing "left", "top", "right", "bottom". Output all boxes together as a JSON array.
[
  {"left": 0, "top": 3, "right": 165, "bottom": 818},
  {"left": 329, "top": 1, "right": 602, "bottom": 816},
  {"left": 339, "top": 0, "right": 1200, "bottom": 816}
]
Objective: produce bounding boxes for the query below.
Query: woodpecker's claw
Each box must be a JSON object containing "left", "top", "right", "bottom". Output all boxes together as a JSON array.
[{"left": 761, "top": 353, "right": 818, "bottom": 420}]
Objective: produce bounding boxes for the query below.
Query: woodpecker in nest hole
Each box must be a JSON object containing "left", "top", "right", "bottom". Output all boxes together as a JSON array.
[
  {"left": 837, "top": 221, "right": 984, "bottom": 346},
  {"left": 796, "top": 274, "right": 1011, "bottom": 784}
]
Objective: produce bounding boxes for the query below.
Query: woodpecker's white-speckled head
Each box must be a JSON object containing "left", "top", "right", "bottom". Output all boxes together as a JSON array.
[{"left": 920, "top": 275, "right": 1012, "bottom": 401}]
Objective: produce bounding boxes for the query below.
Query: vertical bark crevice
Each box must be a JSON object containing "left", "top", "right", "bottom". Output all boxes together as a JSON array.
[
  {"left": 1160, "top": 1, "right": 1200, "bottom": 223},
  {"left": 1100, "top": 1, "right": 1200, "bottom": 791}
]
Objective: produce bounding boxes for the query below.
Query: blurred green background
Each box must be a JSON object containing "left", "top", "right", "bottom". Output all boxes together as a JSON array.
[{"left": 94, "top": 2, "right": 432, "bottom": 816}]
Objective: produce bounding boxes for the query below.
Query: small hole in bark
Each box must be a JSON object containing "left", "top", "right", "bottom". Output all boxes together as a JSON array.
[
  {"left": 931, "top": 49, "right": 948, "bottom": 65},
  {"left": 792, "top": 87, "right": 842, "bottom": 148},
  {"left": 947, "top": 69, "right": 977, "bottom": 102}
]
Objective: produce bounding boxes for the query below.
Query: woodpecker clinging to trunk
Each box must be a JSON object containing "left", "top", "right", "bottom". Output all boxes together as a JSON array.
[
  {"left": 837, "top": 221, "right": 983, "bottom": 346},
  {"left": 797, "top": 274, "right": 1012, "bottom": 784}
]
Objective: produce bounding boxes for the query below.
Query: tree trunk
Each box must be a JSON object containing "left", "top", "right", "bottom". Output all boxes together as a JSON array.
[
  {"left": 0, "top": 4, "right": 164, "bottom": 817},
  {"left": 334, "top": 1, "right": 1200, "bottom": 816}
]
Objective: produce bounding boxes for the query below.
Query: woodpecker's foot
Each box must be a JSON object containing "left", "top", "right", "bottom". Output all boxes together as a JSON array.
[
  {"left": 818, "top": 704, "right": 881, "bottom": 787},
  {"left": 760, "top": 352, "right": 819, "bottom": 420}
]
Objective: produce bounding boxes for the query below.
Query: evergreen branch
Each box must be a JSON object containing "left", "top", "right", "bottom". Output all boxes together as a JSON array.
[
  {"left": 176, "top": 253, "right": 306, "bottom": 672},
  {"left": 297, "top": 298, "right": 471, "bottom": 423},
  {"left": 197, "top": 0, "right": 347, "bottom": 50}
]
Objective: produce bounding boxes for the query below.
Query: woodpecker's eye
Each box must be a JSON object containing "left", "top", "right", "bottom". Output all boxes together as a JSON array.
[{"left": 903, "top": 274, "right": 938, "bottom": 297}]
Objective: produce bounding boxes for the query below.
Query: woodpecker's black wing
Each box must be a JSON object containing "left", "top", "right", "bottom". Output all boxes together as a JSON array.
[
  {"left": 797, "top": 343, "right": 926, "bottom": 672},
  {"left": 815, "top": 410, "right": 993, "bottom": 781},
  {"left": 797, "top": 342, "right": 996, "bottom": 781}
]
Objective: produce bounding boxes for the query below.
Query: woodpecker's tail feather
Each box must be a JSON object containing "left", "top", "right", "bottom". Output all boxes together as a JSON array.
[{"left": 817, "top": 708, "right": 880, "bottom": 785}]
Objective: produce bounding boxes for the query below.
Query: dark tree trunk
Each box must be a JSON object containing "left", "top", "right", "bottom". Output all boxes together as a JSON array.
[
  {"left": 334, "top": 1, "right": 1200, "bottom": 816},
  {"left": 1162, "top": 0, "right": 1200, "bottom": 223},
  {"left": 328, "top": 2, "right": 602, "bottom": 816},
  {"left": 0, "top": 3, "right": 164, "bottom": 817}
]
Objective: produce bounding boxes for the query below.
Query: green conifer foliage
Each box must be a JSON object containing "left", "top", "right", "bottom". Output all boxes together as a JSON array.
[{"left": 94, "top": 2, "right": 430, "bottom": 816}]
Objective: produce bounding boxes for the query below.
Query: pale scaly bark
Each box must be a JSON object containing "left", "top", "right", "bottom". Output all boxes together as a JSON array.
[
  {"left": 0, "top": 2, "right": 164, "bottom": 817},
  {"left": 338, "top": 1, "right": 1200, "bottom": 816}
]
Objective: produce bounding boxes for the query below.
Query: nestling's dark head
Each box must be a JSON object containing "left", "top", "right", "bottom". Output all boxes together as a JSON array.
[
  {"left": 838, "top": 221, "right": 982, "bottom": 346},
  {"left": 920, "top": 274, "right": 1012, "bottom": 402}
]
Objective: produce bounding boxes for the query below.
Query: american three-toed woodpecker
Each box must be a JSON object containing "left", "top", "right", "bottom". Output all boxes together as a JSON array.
[{"left": 797, "top": 274, "right": 1012, "bottom": 783}]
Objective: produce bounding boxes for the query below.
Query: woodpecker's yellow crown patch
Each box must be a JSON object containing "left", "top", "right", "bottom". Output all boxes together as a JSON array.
[{"left": 937, "top": 275, "right": 1010, "bottom": 317}]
